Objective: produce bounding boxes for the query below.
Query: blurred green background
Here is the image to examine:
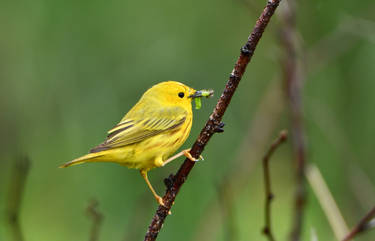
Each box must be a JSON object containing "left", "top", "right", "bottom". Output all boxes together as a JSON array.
[{"left": 1, "top": 0, "right": 375, "bottom": 240}]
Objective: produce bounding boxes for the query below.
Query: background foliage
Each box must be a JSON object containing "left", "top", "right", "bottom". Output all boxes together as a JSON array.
[{"left": 1, "top": 0, "right": 375, "bottom": 240}]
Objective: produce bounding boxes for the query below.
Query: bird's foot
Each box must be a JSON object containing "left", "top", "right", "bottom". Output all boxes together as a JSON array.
[
  {"left": 183, "top": 149, "right": 204, "bottom": 162},
  {"left": 156, "top": 195, "right": 166, "bottom": 207}
]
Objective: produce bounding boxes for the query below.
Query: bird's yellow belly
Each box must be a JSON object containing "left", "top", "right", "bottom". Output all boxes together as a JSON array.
[{"left": 117, "top": 117, "right": 192, "bottom": 171}]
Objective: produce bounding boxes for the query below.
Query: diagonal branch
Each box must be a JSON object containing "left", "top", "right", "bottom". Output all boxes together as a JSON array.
[
  {"left": 144, "top": 1, "right": 283, "bottom": 240},
  {"left": 192, "top": 79, "right": 285, "bottom": 241},
  {"left": 262, "top": 130, "right": 288, "bottom": 241},
  {"left": 342, "top": 206, "right": 375, "bottom": 241}
]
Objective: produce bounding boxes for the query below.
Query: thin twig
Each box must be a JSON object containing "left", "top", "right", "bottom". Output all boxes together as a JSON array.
[
  {"left": 6, "top": 157, "right": 31, "bottom": 241},
  {"left": 342, "top": 206, "right": 375, "bottom": 241},
  {"left": 86, "top": 199, "right": 104, "bottom": 241},
  {"left": 306, "top": 164, "right": 349, "bottom": 240},
  {"left": 144, "top": 1, "right": 282, "bottom": 240},
  {"left": 262, "top": 130, "right": 288, "bottom": 241},
  {"left": 278, "top": 1, "right": 307, "bottom": 240},
  {"left": 191, "top": 4, "right": 375, "bottom": 240},
  {"left": 192, "top": 79, "right": 285, "bottom": 241}
]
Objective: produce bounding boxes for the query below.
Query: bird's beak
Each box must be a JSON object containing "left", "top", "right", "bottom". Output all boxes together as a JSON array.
[{"left": 188, "top": 89, "right": 214, "bottom": 99}]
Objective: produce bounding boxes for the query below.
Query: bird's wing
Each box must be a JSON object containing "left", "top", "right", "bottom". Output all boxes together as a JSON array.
[{"left": 90, "top": 106, "right": 188, "bottom": 153}]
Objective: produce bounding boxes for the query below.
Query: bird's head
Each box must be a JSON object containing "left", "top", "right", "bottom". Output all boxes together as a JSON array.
[{"left": 144, "top": 81, "right": 213, "bottom": 110}]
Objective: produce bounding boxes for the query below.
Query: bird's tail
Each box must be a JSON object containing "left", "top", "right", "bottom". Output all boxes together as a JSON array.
[{"left": 59, "top": 152, "right": 106, "bottom": 168}]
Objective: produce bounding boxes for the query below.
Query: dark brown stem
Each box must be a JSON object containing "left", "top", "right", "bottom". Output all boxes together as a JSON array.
[
  {"left": 262, "top": 130, "right": 288, "bottom": 241},
  {"left": 86, "top": 199, "right": 104, "bottom": 241},
  {"left": 6, "top": 157, "right": 31, "bottom": 241},
  {"left": 144, "top": 1, "right": 282, "bottom": 240},
  {"left": 342, "top": 206, "right": 375, "bottom": 241},
  {"left": 278, "top": 1, "right": 307, "bottom": 240},
  {"left": 192, "top": 80, "right": 286, "bottom": 241}
]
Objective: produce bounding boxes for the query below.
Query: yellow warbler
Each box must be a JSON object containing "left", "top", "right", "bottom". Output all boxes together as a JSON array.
[{"left": 60, "top": 81, "right": 213, "bottom": 205}]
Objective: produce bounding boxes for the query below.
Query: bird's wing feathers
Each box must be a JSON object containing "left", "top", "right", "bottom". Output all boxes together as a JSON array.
[{"left": 90, "top": 106, "right": 187, "bottom": 153}]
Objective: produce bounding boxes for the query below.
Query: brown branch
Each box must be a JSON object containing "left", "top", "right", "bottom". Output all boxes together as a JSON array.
[
  {"left": 342, "top": 206, "right": 375, "bottom": 241},
  {"left": 262, "top": 130, "right": 288, "bottom": 241},
  {"left": 190, "top": 4, "right": 374, "bottom": 240},
  {"left": 6, "top": 157, "right": 31, "bottom": 241},
  {"left": 144, "top": 1, "right": 282, "bottom": 240},
  {"left": 192, "top": 79, "right": 285, "bottom": 241},
  {"left": 278, "top": 1, "right": 307, "bottom": 240},
  {"left": 86, "top": 199, "right": 104, "bottom": 241}
]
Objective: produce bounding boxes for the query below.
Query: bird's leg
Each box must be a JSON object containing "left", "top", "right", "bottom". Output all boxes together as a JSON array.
[
  {"left": 162, "top": 151, "right": 186, "bottom": 166},
  {"left": 140, "top": 170, "right": 165, "bottom": 206},
  {"left": 163, "top": 149, "right": 204, "bottom": 166}
]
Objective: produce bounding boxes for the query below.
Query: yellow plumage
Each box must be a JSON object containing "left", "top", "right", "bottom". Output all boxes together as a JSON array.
[{"left": 60, "top": 81, "right": 208, "bottom": 205}]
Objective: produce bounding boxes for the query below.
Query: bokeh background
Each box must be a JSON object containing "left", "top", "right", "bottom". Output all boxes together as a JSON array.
[{"left": 1, "top": 0, "right": 375, "bottom": 240}]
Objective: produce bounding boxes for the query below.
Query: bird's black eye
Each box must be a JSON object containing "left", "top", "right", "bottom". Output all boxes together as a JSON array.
[{"left": 178, "top": 92, "right": 184, "bottom": 98}]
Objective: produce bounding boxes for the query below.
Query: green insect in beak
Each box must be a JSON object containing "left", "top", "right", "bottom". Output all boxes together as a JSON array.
[{"left": 189, "top": 89, "right": 214, "bottom": 110}]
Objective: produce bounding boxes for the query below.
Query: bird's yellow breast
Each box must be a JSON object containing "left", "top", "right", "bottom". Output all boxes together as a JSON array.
[{"left": 114, "top": 114, "right": 193, "bottom": 171}]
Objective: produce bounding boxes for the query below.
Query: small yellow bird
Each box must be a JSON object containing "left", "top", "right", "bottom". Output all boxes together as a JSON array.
[{"left": 60, "top": 81, "right": 213, "bottom": 206}]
